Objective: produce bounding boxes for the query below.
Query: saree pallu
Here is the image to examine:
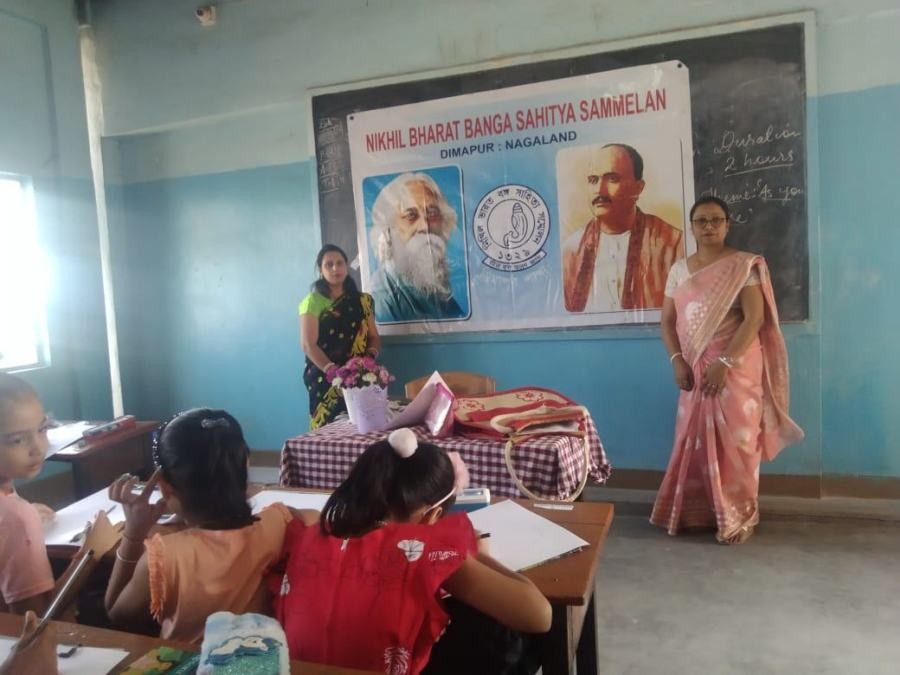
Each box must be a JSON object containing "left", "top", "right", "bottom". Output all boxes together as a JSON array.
[
  {"left": 304, "top": 293, "right": 373, "bottom": 429},
  {"left": 650, "top": 253, "right": 803, "bottom": 542}
]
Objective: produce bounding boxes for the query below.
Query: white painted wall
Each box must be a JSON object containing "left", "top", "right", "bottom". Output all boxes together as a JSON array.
[{"left": 0, "top": 0, "right": 93, "bottom": 178}]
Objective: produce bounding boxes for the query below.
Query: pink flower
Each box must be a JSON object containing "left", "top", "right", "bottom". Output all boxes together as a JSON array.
[{"left": 363, "top": 356, "right": 377, "bottom": 370}]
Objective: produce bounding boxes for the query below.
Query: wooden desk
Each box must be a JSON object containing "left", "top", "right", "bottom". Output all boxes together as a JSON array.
[
  {"left": 45, "top": 488, "right": 613, "bottom": 674},
  {"left": 49, "top": 421, "right": 158, "bottom": 498},
  {"left": 519, "top": 500, "right": 614, "bottom": 675},
  {"left": 0, "top": 613, "right": 378, "bottom": 674}
]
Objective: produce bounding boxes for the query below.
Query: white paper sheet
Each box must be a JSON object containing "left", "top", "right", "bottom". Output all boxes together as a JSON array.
[
  {"left": 467, "top": 500, "right": 589, "bottom": 571},
  {"left": 250, "top": 490, "right": 329, "bottom": 514},
  {"left": 43, "top": 487, "right": 164, "bottom": 547},
  {"left": 385, "top": 371, "right": 448, "bottom": 429},
  {"left": 0, "top": 637, "right": 129, "bottom": 674},
  {"left": 46, "top": 421, "right": 95, "bottom": 457}
]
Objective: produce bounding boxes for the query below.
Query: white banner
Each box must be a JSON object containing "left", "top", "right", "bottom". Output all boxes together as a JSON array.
[{"left": 347, "top": 61, "right": 695, "bottom": 334}]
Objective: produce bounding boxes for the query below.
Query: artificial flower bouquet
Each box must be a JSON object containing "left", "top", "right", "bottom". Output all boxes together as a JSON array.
[
  {"left": 328, "top": 356, "right": 394, "bottom": 432},
  {"left": 328, "top": 356, "right": 393, "bottom": 390}
]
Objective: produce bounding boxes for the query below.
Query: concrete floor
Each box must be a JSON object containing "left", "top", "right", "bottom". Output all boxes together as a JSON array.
[{"left": 593, "top": 514, "right": 900, "bottom": 674}]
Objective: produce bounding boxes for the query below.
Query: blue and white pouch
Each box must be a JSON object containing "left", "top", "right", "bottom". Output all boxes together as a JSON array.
[{"left": 198, "top": 612, "right": 289, "bottom": 674}]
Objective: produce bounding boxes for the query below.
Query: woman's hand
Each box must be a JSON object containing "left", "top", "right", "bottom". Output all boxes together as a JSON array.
[
  {"left": 672, "top": 356, "right": 694, "bottom": 391},
  {"left": 701, "top": 360, "right": 728, "bottom": 397},
  {"left": 108, "top": 469, "right": 168, "bottom": 541},
  {"left": 0, "top": 611, "right": 58, "bottom": 675}
]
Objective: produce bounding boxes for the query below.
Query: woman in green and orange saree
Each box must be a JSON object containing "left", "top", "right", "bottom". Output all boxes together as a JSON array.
[{"left": 299, "top": 245, "right": 381, "bottom": 429}]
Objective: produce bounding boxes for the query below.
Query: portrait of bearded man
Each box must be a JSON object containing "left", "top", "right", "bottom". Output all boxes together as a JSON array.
[{"left": 367, "top": 171, "right": 467, "bottom": 322}]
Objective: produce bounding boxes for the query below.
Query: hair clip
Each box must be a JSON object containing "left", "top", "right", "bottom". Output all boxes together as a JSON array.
[
  {"left": 388, "top": 428, "right": 418, "bottom": 458},
  {"left": 201, "top": 417, "right": 229, "bottom": 430}
]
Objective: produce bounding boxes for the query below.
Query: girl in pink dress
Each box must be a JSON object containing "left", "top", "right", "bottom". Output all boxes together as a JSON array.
[
  {"left": 274, "top": 428, "right": 551, "bottom": 675},
  {"left": 651, "top": 197, "right": 804, "bottom": 544},
  {"left": 1, "top": 374, "right": 121, "bottom": 617}
]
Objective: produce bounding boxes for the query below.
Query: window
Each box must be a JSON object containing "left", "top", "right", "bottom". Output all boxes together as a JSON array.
[{"left": 0, "top": 175, "right": 50, "bottom": 370}]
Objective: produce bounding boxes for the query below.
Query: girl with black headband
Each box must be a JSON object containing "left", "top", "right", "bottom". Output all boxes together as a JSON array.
[{"left": 103, "top": 408, "right": 316, "bottom": 643}]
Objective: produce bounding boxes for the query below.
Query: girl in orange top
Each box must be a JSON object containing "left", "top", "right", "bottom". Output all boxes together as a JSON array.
[{"left": 104, "top": 408, "right": 300, "bottom": 643}]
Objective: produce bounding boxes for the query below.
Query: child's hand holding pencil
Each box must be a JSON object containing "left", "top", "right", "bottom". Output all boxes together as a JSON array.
[{"left": 476, "top": 530, "right": 491, "bottom": 556}]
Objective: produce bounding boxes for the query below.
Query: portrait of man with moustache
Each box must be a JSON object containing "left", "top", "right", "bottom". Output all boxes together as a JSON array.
[
  {"left": 561, "top": 143, "right": 684, "bottom": 313},
  {"left": 366, "top": 170, "right": 467, "bottom": 322}
]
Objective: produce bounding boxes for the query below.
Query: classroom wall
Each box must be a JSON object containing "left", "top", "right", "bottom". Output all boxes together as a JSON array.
[
  {"left": 0, "top": 0, "right": 111, "bottom": 422},
  {"left": 87, "top": 0, "right": 899, "bottom": 476}
]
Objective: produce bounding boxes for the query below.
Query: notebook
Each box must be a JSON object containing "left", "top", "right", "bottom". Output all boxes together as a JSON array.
[
  {"left": 385, "top": 371, "right": 449, "bottom": 429},
  {"left": 43, "top": 487, "right": 164, "bottom": 546},
  {"left": 467, "top": 500, "right": 588, "bottom": 571},
  {"left": 249, "top": 490, "right": 329, "bottom": 514},
  {"left": 0, "top": 638, "right": 129, "bottom": 674}
]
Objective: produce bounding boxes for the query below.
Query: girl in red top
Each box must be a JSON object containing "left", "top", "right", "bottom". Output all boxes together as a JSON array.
[{"left": 274, "top": 428, "right": 551, "bottom": 675}]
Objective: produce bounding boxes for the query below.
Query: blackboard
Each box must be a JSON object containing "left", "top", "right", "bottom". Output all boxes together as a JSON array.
[{"left": 312, "top": 21, "right": 809, "bottom": 321}]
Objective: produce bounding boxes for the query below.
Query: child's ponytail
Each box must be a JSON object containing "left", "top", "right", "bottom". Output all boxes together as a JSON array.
[{"left": 321, "top": 428, "right": 456, "bottom": 538}]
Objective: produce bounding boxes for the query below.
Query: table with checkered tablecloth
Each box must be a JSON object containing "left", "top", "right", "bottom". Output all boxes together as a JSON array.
[{"left": 280, "top": 415, "right": 611, "bottom": 500}]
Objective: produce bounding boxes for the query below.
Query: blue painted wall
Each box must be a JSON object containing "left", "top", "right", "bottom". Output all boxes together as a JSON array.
[
  {"left": 0, "top": 4, "right": 111, "bottom": 422},
  {"left": 110, "top": 153, "right": 823, "bottom": 473},
  {"left": 1, "top": 2, "right": 112, "bottom": 484},
  {"left": 110, "top": 163, "right": 319, "bottom": 449},
  {"left": 819, "top": 83, "right": 900, "bottom": 476},
  {"left": 85, "top": 1, "right": 900, "bottom": 478}
]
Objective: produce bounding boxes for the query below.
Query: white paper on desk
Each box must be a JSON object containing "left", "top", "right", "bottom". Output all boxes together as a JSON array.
[
  {"left": 43, "top": 487, "right": 164, "bottom": 546},
  {"left": 250, "top": 489, "right": 329, "bottom": 514},
  {"left": 0, "top": 637, "right": 129, "bottom": 674},
  {"left": 385, "top": 371, "right": 448, "bottom": 429},
  {"left": 46, "top": 421, "right": 94, "bottom": 457},
  {"left": 467, "top": 500, "right": 589, "bottom": 572}
]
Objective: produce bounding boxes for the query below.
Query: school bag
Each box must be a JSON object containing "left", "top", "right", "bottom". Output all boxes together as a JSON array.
[{"left": 453, "top": 387, "right": 590, "bottom": 501}]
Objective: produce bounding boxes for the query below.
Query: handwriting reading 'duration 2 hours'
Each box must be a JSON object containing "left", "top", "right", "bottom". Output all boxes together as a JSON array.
[{"left": 713, "top": 123, "right": 803, "bottom": 178}]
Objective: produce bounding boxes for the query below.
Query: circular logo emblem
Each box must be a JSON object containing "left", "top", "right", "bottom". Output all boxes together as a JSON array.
[{"left": 472, "top": 185, "right": 549, "bottom": 271}]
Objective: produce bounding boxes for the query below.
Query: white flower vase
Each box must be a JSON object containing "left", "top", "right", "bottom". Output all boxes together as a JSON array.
[{"left": 342, "top": 385, "right": 389, "bottom": 433}]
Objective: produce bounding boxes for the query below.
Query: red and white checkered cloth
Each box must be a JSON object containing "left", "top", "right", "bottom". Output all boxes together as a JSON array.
[{"left": 280, "top": 415, "right": 611, "bottom": 500}]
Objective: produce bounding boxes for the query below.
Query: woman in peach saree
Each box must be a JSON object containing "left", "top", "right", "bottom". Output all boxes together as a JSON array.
[{"left": 650, "top": 197, "right": 804, "bottom": 544}]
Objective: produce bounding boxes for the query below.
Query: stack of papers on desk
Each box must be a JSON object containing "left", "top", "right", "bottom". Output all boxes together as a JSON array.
[
  {"left": 46, "top": 421, "right": 95, "bottom": 457},
  {"left": 0, "top": 637, "right": 129, "bottom": 674},
  {"left": 468, "top": 500, "right": 588, "bottom": 571}
]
